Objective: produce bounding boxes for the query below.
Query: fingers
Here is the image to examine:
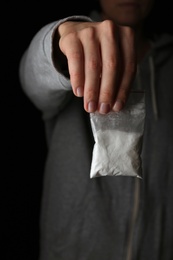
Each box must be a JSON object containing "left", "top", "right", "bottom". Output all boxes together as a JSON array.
[
  {"left": 60, "top": 23, "right": 103, "bottom": 113},
  {"left": 82, "top": 21, "right": 120, "bottom": 114},
  {"left": 98, "top": 20, "right": 119, "bottom": 114},
  {"left": 113, "top": 26, "right": 137, "bottom": 112},
  {"left": 81, "top": 27, "right": 102, "bottom": 113},
  {"left": 60, "top": 32, "right": 85, "bottom": 97},
  {"left": 59, "top": 21, "right": 137, "bottom": 114}
]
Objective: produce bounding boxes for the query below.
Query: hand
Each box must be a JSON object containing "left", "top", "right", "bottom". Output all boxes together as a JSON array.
[{"left": 58, "top": 20, "right": 136, "bottom": 114}]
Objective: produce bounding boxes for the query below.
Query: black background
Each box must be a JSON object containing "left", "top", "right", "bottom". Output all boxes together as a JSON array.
[{"left": 3, "top": 1, "right": 173, "bottom": 259}]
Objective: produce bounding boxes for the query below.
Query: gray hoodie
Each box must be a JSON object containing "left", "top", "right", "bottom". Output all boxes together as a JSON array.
[{"left": 19, "top": 12, "right": 173, "bottom": 260}]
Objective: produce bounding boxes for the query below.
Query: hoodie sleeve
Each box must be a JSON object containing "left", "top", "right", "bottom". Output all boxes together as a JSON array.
[{"left": 19, "top": 16, "right": 92, "bottom": 120}]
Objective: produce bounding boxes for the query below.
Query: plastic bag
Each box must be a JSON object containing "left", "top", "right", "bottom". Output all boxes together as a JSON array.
[{"left": 89, "top": 91, "right": 145, "bottom": 179}]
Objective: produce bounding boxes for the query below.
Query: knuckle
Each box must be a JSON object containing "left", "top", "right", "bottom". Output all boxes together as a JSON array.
[
  {"left": 103, "top": 90, "right": 112, "bottom": 98},
  {"left": 101, "top": 20, "right": 115, "bottom": 33},
  {"left": 69, "top": 52, "right": 81, "bottom": 63},
  {"left": 100, "top": 89, "right": 113, "bottom": 101},
  {"left": 105, "top": 58, "right": 117, "bottom": 71},
  {"left": 70, "top": 70, "right": 81, "bottom": 83},
  {"left": 81, "top": 26, "right": 95, "bottom": 40},
  {"left": 60, "top": 31, "right": 77, "bottom": 46},
  {"left": 122, "top": 26, "right": 135, "bottom": 39},
  {"left": 88, "top": 58, "right": 101, "bottom": 72},
  {"left": 86, "top": 87, "right": 98, "bottom": 99}
]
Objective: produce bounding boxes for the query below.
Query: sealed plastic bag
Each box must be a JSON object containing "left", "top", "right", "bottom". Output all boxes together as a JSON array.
[{"left": 89, "top": 91, "right": 145, "bottom": 179}]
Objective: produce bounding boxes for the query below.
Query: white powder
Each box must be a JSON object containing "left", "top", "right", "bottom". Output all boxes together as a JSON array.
[
  {"left": 89, "top": 92, "right": 145, "bottom": 179},
  {"left": 90, "top": 129, "right": 143, "bottom": 178}
]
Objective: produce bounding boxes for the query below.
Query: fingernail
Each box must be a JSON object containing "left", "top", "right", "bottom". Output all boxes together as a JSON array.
[
  {"left": 99, "top": 103, "right": 110, "bottom": 114},
  {"left": 88, "top": 101, "right": 97, "bottom": 112},
  {"left": 76, "top": 87, "right": 83, "bottom": 97},
  {"left": 113, "top": 100, "right": 124, "bottom": 112}
]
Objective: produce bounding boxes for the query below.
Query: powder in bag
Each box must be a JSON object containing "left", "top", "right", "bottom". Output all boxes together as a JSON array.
[{"left": 89, "top": 92, "right": 145, "bottom": 179}]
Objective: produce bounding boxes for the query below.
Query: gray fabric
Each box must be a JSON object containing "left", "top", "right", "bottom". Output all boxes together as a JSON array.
[{"left": 19, "top": 13, "right": 173, "bottom": 260}]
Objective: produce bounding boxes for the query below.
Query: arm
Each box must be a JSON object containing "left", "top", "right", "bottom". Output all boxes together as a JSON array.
[{"left": 19, "top": 16, "right": 92, "bottom": 120}]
